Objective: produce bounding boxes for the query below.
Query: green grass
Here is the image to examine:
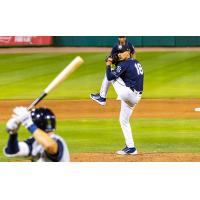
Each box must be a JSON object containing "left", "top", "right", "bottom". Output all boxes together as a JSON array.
[
  {"left": 1, "top": 118, "right": 200, "bottom": 161},
  {"left": 0, "top": 51, "right": 200, "bottom": 99},
  {"left": 0, "top": 51, "right": 200, "bottom": 161}
]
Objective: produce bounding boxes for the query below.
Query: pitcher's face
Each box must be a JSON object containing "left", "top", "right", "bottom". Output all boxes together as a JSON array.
[{"left": 118, "top": 51, "right": 130, "bottom": 60}]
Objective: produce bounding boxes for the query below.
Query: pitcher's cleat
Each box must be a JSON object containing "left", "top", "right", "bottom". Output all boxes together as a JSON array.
[
  {"left": 116, "top": 146, "right": 138, "bottom": 155},
  {"left": 90, "top": 93, "right": 106, "bottom": 106}
]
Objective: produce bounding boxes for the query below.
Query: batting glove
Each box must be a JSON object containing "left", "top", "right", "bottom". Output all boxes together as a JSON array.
[
  {"left": 13, "top": 107, "right": 33, "bottom": 128},
  {"left": 6, "top": 117, "right": 21, "bottom": 135}
]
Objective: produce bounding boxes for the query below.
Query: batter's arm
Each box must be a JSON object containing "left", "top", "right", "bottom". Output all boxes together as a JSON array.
[
  {"left": 4, "top": 136, "right": 31, "bottom": 157},
  {"left": 5, "top": 117, "right": 30, "bottom": 157},
  {"left": 32, "top": 128, "right": 58, "bottom": 155}
]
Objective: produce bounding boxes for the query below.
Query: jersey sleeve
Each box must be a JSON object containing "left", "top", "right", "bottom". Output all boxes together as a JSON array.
[
  {"left": 106, "top": 62, "right": 128, "bottom": 81},
  {"left": 45, "top": 139, "right": 64, "bottom": 162},
  {"left": 4, "top": 135, "right": 34, "bottom": 157},
  {"left": 24, "top": 137, "right": 35, "bottom": 156},
  {"left": 4, "top": 141, "right": 31, "bottom": 157}
]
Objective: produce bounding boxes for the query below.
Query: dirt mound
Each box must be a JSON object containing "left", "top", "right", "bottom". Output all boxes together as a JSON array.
[
  {"left": 0, "top": 99, "right": 200, "bottom": 121},
  {"left": 12, "top": 152, "right": 200, "bottom": 162},
  {"left": 71, "top": 152, "right": 200, "bottom": 162}
]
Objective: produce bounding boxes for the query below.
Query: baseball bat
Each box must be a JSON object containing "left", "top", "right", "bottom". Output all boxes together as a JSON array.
[
  {"left": 27, "top": 56, "right": 84, "bottom": 110},
  {"left": 194, "top": 108, "right": 200, "bottom": 112}
]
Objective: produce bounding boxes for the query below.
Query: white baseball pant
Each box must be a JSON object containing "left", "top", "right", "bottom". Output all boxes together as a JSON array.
[
  {"left": 100, "top": 74, "right": 111, "bottom": 98},
  {"left": 100, "top": 76, "right": 141, "bottom": 148}
]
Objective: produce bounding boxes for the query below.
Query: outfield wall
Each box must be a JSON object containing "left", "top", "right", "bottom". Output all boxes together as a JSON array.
[
  {"left": 1, "top": 36, "right": 200, "bottom": 47},
  {"left": 0, "top": 36, "right": 52, "bottom": 46},
  {"left": 53, "top": 36, "right": 200, "bottom": 47}
]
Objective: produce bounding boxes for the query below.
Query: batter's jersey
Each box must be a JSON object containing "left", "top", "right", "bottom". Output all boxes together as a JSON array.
[
  {"left": 24, "top": 134, "right": 70, "bottom": 162},
  {"left": 106, "top": 58, "right": 144, "bottom": 92},
  {"left": 111, "top": 41, "right": 135, "bottom": 56}
]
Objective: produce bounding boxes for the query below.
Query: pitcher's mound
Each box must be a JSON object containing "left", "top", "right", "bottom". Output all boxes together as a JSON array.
[{"left": 71, "top": 152, "right": 200, "bottom": 162}]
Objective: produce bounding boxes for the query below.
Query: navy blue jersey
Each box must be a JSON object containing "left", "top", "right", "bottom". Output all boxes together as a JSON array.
[
  {"left": 111, "top": 42, "right": 135, "bottom": 56},
  {"left": 106, "top": 58, "right": 144, "bottom": 92}
]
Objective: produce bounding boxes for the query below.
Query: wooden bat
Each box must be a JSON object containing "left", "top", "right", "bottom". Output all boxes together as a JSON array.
[
  {"left": 27, "top": 56, "right": 84, "bottom": 110},
  {"left": 194, "top": 108, "right": 200, "bottom": 112}
]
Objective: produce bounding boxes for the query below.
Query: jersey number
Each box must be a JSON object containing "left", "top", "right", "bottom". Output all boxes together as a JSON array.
[{"left": 135, "top": 63, "right": 143, "bottom": 75}]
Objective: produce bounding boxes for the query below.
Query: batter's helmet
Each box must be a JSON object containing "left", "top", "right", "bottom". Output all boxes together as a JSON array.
[{"left": 31, "top": 108, "right": 56, "bottom": 132}]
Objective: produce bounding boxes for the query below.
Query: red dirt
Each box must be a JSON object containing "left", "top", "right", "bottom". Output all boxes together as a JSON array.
[
  {"left": 71, "top": 153, "right": 200, "bottom": 162},
  {"left": 1, "top": 99, "right": 200, "bottom": 162},
  {"left": 1, "top": 47, "right": 200, "bottom": 54},
  {"left": 0, "top": 99, "right": 200, "bottom": 121}
]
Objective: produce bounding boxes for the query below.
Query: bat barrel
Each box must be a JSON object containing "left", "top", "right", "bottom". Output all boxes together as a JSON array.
[
  {"left": 27, "top": 56, "right": 84, "bottom": 110},
  {"left": 44, "top": 56, "right": 84, "bottom": 94}
]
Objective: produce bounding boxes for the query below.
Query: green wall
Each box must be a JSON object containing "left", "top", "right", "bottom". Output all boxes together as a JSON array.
[
  {"left": 175, "top": 36, "right": 200, "bottom": 46},
  {"left": 53, "top": 36, "right": 200, "bottom": 47},
  {"left": 142, "top": 36, "right": 175, "bottom": 46}
]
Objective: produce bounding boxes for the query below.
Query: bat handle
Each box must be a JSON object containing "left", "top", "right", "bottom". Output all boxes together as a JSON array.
[{"left": 27, "top": 92, "right": 47, "bottom": 111}]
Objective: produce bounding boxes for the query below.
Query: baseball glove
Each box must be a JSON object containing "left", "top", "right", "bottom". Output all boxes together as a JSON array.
[{"left": 105, "top": 53, "right": 119, "bottom": 65}]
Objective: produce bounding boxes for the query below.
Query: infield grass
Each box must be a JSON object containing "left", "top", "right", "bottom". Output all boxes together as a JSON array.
[
  {"left": 0, "top": 51, "right": 200, "bottom": 161},
  {"left": 0, "top": 51, "right": 200, "bottom": 99},
  {"left": 0, "top": 118, "right": 200, "bottom": 161}
]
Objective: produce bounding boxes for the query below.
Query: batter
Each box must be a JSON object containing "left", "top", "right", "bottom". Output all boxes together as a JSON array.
[{"left": 4, "top": 107, "right": 70, "bottom": 162}]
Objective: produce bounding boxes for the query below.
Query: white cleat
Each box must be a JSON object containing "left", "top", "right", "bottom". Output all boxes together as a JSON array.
[{"left": 116, "top": 146, "right": 138, "bottom": 155}]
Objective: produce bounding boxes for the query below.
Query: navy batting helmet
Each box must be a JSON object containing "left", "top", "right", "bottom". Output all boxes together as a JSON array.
[{"left": 31, "top": 108, "right": 56, "bottom": 132}]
